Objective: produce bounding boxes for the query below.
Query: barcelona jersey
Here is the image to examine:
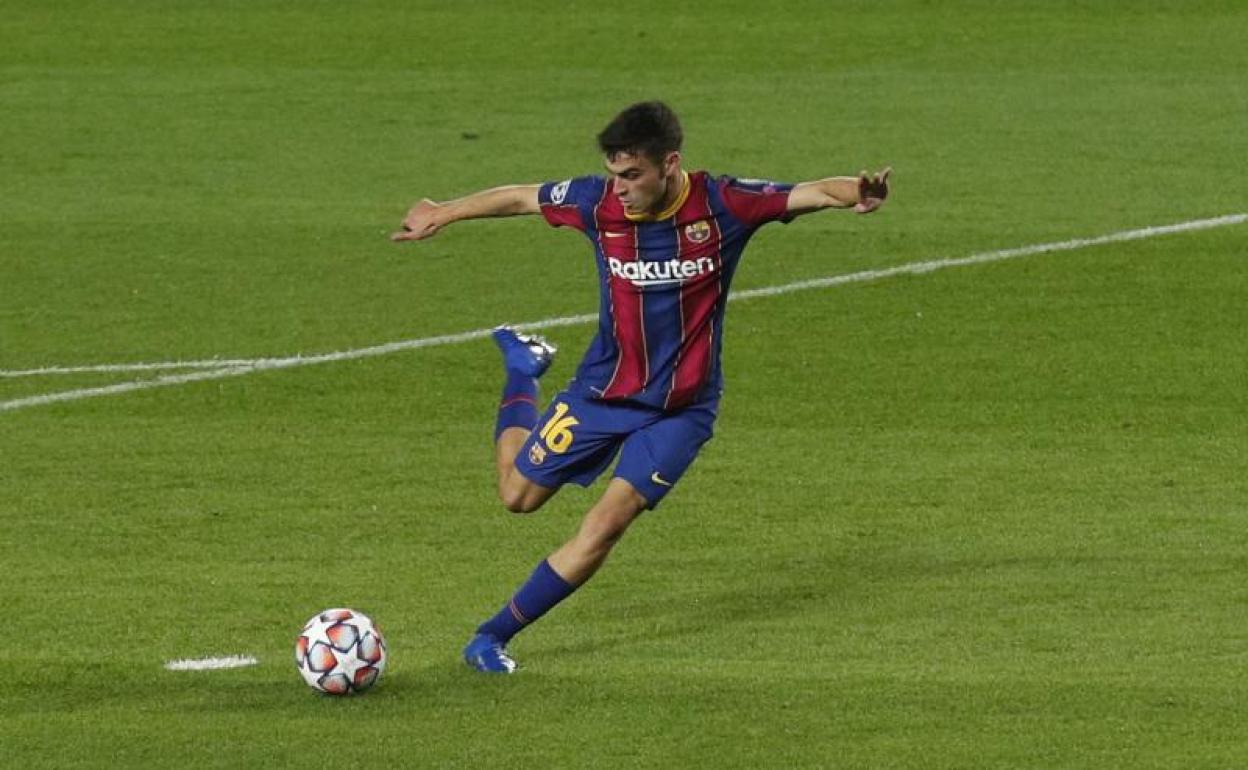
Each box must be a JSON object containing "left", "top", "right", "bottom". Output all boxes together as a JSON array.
[{"left": 538, "top": 170, "right": 794, "bottom": 411}]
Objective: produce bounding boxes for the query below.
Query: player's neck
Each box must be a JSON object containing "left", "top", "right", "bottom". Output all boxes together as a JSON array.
[
  {"left": 658, "top": 169, "right": 688, "bottom": 211},
  {"left": 626, "top": 170, "right": 690, "bottom": 222}
]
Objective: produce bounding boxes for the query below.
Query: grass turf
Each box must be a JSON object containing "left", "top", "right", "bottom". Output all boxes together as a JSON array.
[{"left": 2, "top": 1, "right": 1246, "bottom": 767}]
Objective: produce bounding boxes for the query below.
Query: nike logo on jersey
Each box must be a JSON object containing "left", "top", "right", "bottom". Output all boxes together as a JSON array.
[
  {"left": 650, "top": 471, "right": 673, "bottom": 487},
  {"left": 603, "top": 231, "right": 629, "bottom": 238}
]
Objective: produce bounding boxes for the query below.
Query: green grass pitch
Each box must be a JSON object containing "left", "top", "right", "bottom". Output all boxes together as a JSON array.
[{"left": 2, "top": 1, "right": 1246, "bottom": 767}]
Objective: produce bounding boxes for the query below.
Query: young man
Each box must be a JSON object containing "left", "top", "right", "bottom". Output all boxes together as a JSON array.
[{"left": 392, "top": 101, "right": 890, "bottom": 673}]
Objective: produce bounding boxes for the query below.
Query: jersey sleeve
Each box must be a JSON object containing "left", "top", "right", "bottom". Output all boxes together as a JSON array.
[
  {"left": 717, "top": 176, "right": 796, "bottom": 228},
  {"left": 538, "top": 175, "right": 605, "bottom": 232}
]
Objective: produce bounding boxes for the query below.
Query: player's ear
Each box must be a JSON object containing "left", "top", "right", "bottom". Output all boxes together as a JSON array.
[{"left": 662, "top": 151, "right": 681, "bottom": 177}]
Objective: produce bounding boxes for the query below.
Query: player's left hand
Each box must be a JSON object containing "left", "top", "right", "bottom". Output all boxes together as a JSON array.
[{"left": 855, "top": 167, "right": 891, "bottom": 214}]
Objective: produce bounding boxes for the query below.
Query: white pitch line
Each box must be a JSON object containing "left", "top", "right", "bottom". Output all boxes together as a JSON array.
[
  {"left": 0, "top": 359, "right": 256, "bottom": 378},
  {"left": 0, "top": 316, "right": 591, "bottom": 413},
  {"left": 731, "top": 212, "right": 1247, "bottom": 301},
  {"left": 2, "top": 212, "right": 1244, "bottom": 414},
  {"left": 164, "top": 655, "right": 258, "bottom": 671}
]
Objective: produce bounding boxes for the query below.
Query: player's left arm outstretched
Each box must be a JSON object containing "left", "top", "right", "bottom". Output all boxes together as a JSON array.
[{"left": 786, "top": 167, "right": 892, "bottom": 216}]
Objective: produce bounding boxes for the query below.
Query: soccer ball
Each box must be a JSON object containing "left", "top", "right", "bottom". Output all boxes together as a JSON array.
[{"left": 294, "top": 608, "right": 387, "bottom": 695}]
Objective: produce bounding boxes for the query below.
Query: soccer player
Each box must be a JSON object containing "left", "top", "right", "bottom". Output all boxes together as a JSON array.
[{"left": 392, "top": 101, "right": 890, "bottom": 673}]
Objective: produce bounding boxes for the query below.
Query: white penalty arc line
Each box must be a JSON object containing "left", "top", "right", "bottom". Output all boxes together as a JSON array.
[
  {"left": 2, "top": 212, "right": 1244, "bottom": 414},
  {"left": 164, "top": 655, "right": 258, "bottom": 671}
]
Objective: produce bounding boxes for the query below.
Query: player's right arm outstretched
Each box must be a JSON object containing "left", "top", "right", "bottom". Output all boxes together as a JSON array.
[{"left": 390, "top": 184, "right": 542, "bottom": 242}]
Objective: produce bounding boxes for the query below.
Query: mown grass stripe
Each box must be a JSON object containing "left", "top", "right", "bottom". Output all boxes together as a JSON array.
[{"left": 3, "top": 212, "right": 1243, "bottom": 414}]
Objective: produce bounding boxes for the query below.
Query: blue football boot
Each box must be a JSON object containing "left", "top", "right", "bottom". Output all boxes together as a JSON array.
[
  {"left": 463, "top": 633, "right": 518, "bottom": 674},
  {"left": 492, "top": 325, "right": 556, "bottom": 379}
]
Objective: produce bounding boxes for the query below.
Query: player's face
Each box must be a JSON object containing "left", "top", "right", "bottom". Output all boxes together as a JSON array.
[{"left": 605, "top": 151, "right": 680, "bottom": 216}]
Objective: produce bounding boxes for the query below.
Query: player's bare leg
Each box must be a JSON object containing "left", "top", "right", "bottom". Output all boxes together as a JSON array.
[
  {"left": 495, "top": 426, "right": 555, "bottom": 513},
  {"left": 547, "top": 478, "right": 647, "bottom": 584}
]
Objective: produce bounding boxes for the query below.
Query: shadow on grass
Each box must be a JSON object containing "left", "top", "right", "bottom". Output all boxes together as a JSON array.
[{"left": 527, "top": 565, "right": 843, "bottom": 661}]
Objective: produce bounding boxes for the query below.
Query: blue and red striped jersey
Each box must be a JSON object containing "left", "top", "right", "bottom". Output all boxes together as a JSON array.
[{"left": 538, "top": 170, "right": 793, "bottom": 410}]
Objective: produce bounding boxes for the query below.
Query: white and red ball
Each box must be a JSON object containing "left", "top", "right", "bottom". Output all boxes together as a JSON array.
[{"left": 294, "top": 608, "right": 387, "bottom": 695}]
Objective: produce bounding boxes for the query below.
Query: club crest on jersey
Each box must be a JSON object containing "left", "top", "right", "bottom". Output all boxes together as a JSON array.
[
  {"left": 528, "top": 443, "right": 547, "bottom": 466},
  {"left": 684, "top": 220, "right": 711, "bottom": 244}
]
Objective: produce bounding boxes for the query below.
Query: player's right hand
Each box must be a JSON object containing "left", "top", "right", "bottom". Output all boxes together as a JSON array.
[{"left": 390, "top": 199, "right": 445, "bottom": 241}]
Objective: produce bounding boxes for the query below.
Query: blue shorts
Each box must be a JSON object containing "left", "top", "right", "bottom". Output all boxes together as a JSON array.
[{"left": 513, "top": 389, "right": 718, "bottom": 509}]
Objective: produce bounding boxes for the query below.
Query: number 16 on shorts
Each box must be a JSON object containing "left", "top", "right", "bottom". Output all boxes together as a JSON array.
[
  {"left": 539, "top": 402, "right": 579, "bottom": 452},
  {"left": 529, "top": 402, "right": 578, "bottom": 465}
]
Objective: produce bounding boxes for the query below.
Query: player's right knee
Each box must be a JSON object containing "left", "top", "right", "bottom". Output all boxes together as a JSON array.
[
  {"left": 498, "top": 479, "right": 544, "bottom": 514},
  {"left": 499, "top": 491, "right": 537, "bottom": 514}
]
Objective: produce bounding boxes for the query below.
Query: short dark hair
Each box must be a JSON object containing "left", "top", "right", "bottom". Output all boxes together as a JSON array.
[{"left": 597, "top": 101, "right": 683, "bottom": 166}]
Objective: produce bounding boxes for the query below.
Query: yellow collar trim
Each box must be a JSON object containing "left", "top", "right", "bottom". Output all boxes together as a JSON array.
[{"left": 624, "top": 171, "right": 690, "bottom": 222}]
